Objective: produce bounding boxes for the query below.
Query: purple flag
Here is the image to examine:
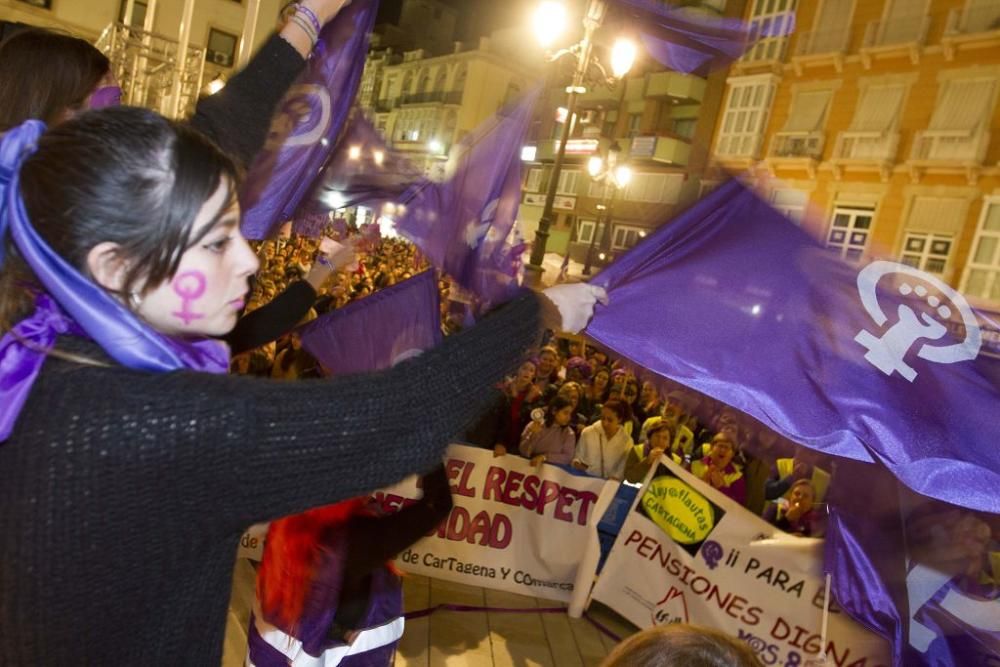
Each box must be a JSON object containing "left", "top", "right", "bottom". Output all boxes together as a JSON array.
[
  {"left": 607, "top": 0, "right": 789, "bottom": 75},
  {"left": 395, "top": 88, "right": 540, "bottom": 308},
  {"left": 310, "top": 112, "right": 423, "bottom": 212},
  {"left": 584, "top": 177, "right": 1000, "bottom": 665},
  {"left": 239, "top": 0, "right": 377, "bottom": 240},
  {"left": 298, "top": 270, "right": 441, "bottom": 375}
]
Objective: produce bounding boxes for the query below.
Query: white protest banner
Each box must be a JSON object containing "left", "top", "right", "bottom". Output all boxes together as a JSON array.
[
  {"left": 591, "top": 458, "right": 890, "bottom": 667},
  {"left": 376, "top": 444, "right": 617, "bottom": 607}
]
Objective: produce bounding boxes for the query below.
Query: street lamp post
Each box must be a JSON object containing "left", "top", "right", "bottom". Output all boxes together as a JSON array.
[
  {"left": 523, "top": 0, "right": 636, "bottom": 286},
  {"left": 583, "top": 145, "right": 631, "bottom": 275}
]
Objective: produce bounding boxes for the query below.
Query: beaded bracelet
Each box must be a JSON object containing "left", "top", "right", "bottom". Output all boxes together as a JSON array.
[
  {"left": 295, "top": 4, "right": 323, "bottom": 36},
  {"left": 288, "top": 13, "right": 318, "bottom": 46}
]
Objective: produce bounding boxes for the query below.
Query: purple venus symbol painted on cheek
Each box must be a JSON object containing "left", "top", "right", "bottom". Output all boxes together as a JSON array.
[{"left": 172, "top": 271, "right": 207, "bottom": 325}]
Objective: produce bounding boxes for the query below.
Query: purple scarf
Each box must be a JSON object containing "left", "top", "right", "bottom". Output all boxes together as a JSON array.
[{"left": 0, "top": 120, "right": 229, "bottom": 441}]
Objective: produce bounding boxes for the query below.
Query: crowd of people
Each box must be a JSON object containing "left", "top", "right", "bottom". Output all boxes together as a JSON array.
[{"left": 464, "top": 335, "right": 830, "bottom": 538}]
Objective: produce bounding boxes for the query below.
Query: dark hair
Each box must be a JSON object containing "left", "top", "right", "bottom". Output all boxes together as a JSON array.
[
  {"left": 1, "top": 106, "right": 238, "bottom": 331},
  {"left": 0, "top": 28, "right": 110, "bottom": 130},
  {"left": 601, "top": 624, "right": 763, "bottom": 667},
  {"left": 545, "top": 395, "right": 575, "bottom": 428},
  {"left": 601, "top": 398, "right": 629, "bottom": 424}
]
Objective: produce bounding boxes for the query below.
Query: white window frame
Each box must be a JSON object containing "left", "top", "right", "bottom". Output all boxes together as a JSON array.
[
  {"left": 524, "top": 168, "right": 543, "bottom": 192},
  {"left": 825, "top": 205, "right": 875, "bottom": 262},
  {"left": 576, "top": 219, "right": 605, "bottom": 245},
  {"left": 612, "top": 224, "right": 646, "bottom": 251},
  {"left": 742, "top": 0, "right": 797, "bottom": 63},
  {"left": 960, "top": 198, "right": 1000, "bottom": 303},
  {"left": 900, "top": 232, "right": 953, "bottom": 275},
  {"left": 557, "top": 170, "right": 580, "bottom": 195},
  {"left": 622, "top": 173, "right": 683, "bottom": 204},
  {"left": 716, "top": 75, "right": 778, "bottom": 158}
]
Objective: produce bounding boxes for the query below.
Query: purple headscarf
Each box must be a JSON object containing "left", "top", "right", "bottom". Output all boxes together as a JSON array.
[{"left": 0, "top": 120, "right": 229, "bottom": 441}]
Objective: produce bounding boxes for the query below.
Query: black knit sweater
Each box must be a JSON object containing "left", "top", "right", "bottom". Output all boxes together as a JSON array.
[{"left": 0, "top": 293, "right": 540, "bottom": 665}]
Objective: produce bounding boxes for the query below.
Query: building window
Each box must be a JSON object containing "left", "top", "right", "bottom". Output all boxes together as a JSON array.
[
  {"left": 771, "top": 89, "right": 832, "bottom": 158},
  {"left": 801, "top": 0, "right": 853, "bottom": 55},
  {"left": 206, "top": 28, "right": 238, "bottom": 68},
  {"left": 901, "top": 233, "right": 953, "bottom": 275},
  {"left": 913, "top": 77, "right": 998, "bottom": 161},
  {"left": 576, "top": 220, "right": 605, "bottom": 245},
  {"left": 742, "top": 0, "right": 796, "bottom": 63},
  {"left": 825, "top": 205, "right": 874, "bottom": 262},
  {"left": 16, "top": 0, "right": 52, "bottom": 8},
  {"left": 524, "top": 168, "right": 543, "bottom": 192},
  {"left": 622, "top": 173, "right": 684, "bottom": 204},
  {"left": 837, "top": 83, "right": 906, "bottom": 160},
  {"left": 557, "top": 170, "right": 580, "bottom": 195},
  {"left": 716, "top": 77, "right": 776, "bottom": 158},
  {"left": 627, "top": 113, "right": 643, "bottom": 138},
  {"left": 770, "top": 188, "right": 808, "bottom": 223},
  {"left": 612, "top": 225, "right": 646, "bottom": 251},
  {"left": 118, "top": 0, "right": 148, "bottom": 26},
  {"left": 672, "top": 118, "right": 697, "bottom": 140},
  {"left": 961, "top": 200, "right": 1000, "bottom": 302}
]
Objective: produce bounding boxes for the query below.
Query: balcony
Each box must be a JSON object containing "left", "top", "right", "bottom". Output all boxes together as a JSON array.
[
  {"left": 399, "top": 90, "right": 463, "bottom": 106},
  {"left": 791, "top": 28, "right": 851, "bottom": 75},
  {"left": 764, "top": 132, "right": 825, "bottom": 178},
  {"left": 533, "top": 137, "right": 611, "bottom": 162},
  {"left": 859, "top": 15, "right": 929, "bottom": 68},
  {"left": 628, "top": 135, "right": 691, "bottom": 167},
  {"left": 906, "top": 129, "right": 991, "bottom": 184},
  {"left": 829, "top": 131, "right": 900, "bottom": 182},
  {"left": 645, "top": 71, "right": 706, "bottom": 104},
  {"left": 943, "top": 2, "right": 1000, "bottom": 60}
]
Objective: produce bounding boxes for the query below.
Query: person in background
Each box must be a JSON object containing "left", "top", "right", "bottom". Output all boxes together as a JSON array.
[
  {"left": 519, "top": 395, "right": 577, "bottom": 467},
  {"left": 600, "top": 624, "right": 763, "bottom": 667},
  {"left": 574, "top": 399, "right": 634, "bottom": 480},
  {"left": 691, "top": 433, "right": 747, "bottom": 505},
  {"left": 625, "top": 419, "right": 674, "bottom": 484},
  {"left": 763, "top": 478, "right": 824, "bottom": 538}
]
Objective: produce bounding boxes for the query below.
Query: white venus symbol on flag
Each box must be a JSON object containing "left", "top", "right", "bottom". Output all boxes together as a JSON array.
[{"left": 854, "top": 261, "right": 981, "bottom": 382}]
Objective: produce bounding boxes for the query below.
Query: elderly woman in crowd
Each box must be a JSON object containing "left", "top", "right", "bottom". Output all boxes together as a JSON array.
[{"left": 691, "top": 433, "right": 747, "bottom": 505}]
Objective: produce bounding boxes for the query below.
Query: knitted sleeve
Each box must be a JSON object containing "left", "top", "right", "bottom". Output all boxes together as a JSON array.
[
  {"left": 188, "top": 34, "right": 306, "bottom": 167},
  {"left": 173, "top": 292, "right": 539, "bottom": 530},
  {"left": 225, "top": 280, "right": 317, "bottom": 355}
]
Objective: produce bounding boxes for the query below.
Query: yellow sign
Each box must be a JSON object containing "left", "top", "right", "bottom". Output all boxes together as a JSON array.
[{"left": 641, "top": 476, "right": 715, "bottom": 545}]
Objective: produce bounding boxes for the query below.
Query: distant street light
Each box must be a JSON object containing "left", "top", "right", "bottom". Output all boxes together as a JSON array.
[
  {"left": 583, "top": 142, "right": 629, "bottom": 276},
  {"left": 525, "top": 0, "right": 635, "bottom": 286}
]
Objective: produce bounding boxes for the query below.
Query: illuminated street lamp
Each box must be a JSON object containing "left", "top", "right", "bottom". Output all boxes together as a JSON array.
[
  {"left": 524, "top": 0, "right": 637, "bottom": 285},
  {"left": 583, "top": 142, "right": 630, "bottom": 276}
]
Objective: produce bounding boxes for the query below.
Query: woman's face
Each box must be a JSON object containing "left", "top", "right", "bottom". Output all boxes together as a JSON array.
[
  {"left": 649, "top": 427, "right": 671, "bottom": 451},
  {"left": 593, "top": 370, "right": 609, "bottom": 391},
  {"left": 600, "top": 407, "right": 621, "bottom": 436},
  {"left": 640, "top": 381, "right": 657, "bottom": 405},
  {"left": 560, "top": 383, "right": 580, "bottom": 405},
  {"left": 537, "top": 350, "right": 557, "bottom": 375},
  {"left": 789, "top": 483, "right": 815, "bottom": 511},
  {"left": 554, "top": 405, "right": 574, "bottom": 427},
  {"left": 709, "top": 439, "right": 735, "bottom": 469},
  {"left": 623, "top": 382, "right": 639, "bottom": 405},
  {"left": 515, "top": 361, "right": 536, "bottom": 387},
  {"left": 136, "top": 182, "right": 259, "bottom": 337}
]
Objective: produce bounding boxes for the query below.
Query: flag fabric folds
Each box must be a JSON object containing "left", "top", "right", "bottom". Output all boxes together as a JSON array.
[
  {"left": 298, "top": 270, "right": 441, "bottom": 375},
  {"left": 239, "top": 0, "right": 377, "bottom": 240},
  {"left": 583, "top": 177, "right": 1000, "bottom": 666},
  {"left": 394, "top": 88, "right": 540, "bottom": 308},
  {"left": 606, "top": 0, "right": 783, "bottom": 75}
]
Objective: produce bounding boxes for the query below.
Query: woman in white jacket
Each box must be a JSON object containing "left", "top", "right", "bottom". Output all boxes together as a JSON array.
[{"left": 573, "top": 399, "right": 634, "bottom": 480}]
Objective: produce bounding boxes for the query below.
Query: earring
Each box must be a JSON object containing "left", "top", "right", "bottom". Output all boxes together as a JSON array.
[{"left": 127, "top": 291, "right": 143, "bottom": 310}]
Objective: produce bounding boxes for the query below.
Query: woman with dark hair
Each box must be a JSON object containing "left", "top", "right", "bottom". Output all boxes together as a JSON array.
[
  {"left": 518, "top": 395, "right": 578, "bottom": 466},
  {"left": 625, "top": 419, "right": 674, "bottom": 484},
  {"left": 0, "top": 107, "right": 605, "bottom": 665},
  {"left": 574, "top": 399, "right": 634, "bottom": 479}
]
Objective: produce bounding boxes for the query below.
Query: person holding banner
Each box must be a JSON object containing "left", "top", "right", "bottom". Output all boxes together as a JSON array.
[
  {"left": 519, "top": 395, "right": 578, "bottom": 466},
  {"left": 574, "top": 399, "right": 634, "bottom": 480},
  {"left": 624, "top": 419, "right": 674, "bottom": 484},
  {"left": 0, "top": 109, "right": 604, "bottom": 665},
  {"left": 691, "top": 433, "right": 747, "bottom": 505}
]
